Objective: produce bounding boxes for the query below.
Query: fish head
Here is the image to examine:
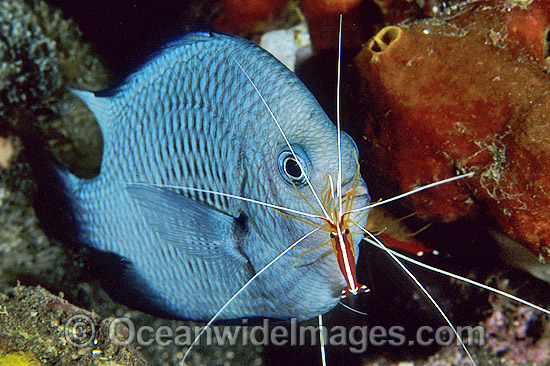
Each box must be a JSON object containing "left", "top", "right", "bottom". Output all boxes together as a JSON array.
[{"left": 241, "top": 79, "right": 371, "bottom": 315}]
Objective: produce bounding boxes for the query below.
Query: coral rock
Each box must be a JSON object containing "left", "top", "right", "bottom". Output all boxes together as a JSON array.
[
  {"left": 0, "top": 137, "right": 14, "bottom": 169},
  {"left": 212, "top": 0, "right": 291, "bottom": 35},
  {"left": 0, "top": 285, "right": 148, "bottom": 365},
  {"left": 354, "top": 0, "right": 550, "bottom": 269},
  {"left": 300, "top": 0, "right": 374, "bottom": 51}
]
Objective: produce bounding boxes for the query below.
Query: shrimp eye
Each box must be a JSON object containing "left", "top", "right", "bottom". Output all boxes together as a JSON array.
[
  {"left": 277, "top": 145, "right": 310, "bottom": 188},
  {"left": 330, "top": 232, "right": 337, "bottom": 238},
  {"left": 343, "top": 229, "right": 350, "bottom": 235}
]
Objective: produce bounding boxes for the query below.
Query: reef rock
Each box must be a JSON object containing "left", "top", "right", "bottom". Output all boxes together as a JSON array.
[
  {"left": 0, "top": 285, "right": 148, "bottom": 365},
  {"left": 354, "top": 0, "right": 550, "bottom": 281}
]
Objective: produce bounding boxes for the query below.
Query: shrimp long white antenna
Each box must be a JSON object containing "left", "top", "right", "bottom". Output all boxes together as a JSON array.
[
  {"left": 234, "top": 59, "right": 331, "bottom": 221},
  {"left": 364, "top": 238, "right": 550, "bottom": 315},
  {"left": 357, "top": 226, "right": 477, "bottom": 366},
  {"left": 318, "top": 314, "right": 327, "bottom": 366},
  {"left": 180, "top": 226, "right": 322, "bottom": 365},
  {"left": 336, "top": 14, "right": 343, "bottom": 218},
  {"left": 347, "top": 172, "right": 475, "bottom": 215},
  {"left": 123, "top": 182, "right": 322, "bottom": 220},
  {"left": 339, "top": 301, "right": 369, "bottom": 316}
]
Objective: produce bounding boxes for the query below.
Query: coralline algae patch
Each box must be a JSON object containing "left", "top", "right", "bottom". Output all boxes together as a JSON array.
[
  {"left": 0, "top": 352, "right": 40, "bottom": 366},
  {"left": 212, "top": 0, "right": 291, "bottom": 35},
  {"left": 210, "top": 0, "right": 379, "bottom": 51},
  {"left": 353, "top": 0, "right": 550, "bottom": 280}
]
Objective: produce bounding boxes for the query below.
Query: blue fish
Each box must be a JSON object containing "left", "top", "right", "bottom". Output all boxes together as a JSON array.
[{"left": 62, "top": 32, "right": 370, "bottom": 321}]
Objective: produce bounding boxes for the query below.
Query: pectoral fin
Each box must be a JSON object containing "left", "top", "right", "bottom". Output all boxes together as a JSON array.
[{"left": 126, "top": 184, "right": 248, "bottom": 268}]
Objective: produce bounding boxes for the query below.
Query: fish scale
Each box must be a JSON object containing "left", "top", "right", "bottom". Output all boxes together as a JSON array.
[{"left": 60, "top": 32, "right": 370, "bottom": 320}]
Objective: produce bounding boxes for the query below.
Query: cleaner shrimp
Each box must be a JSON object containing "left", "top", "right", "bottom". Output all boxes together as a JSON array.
[{"left": 123, "top": 16, "right": 550, "bottom": 366}]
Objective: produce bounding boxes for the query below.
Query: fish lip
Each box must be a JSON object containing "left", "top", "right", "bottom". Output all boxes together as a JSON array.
[
  {"left": 338, "top": 180, "right": 371, "bottom": 216},
  {"left": 350, "top": 192, "right": 370, "bottom": 200},
  {"left": 346, "top": 193, "right": 370, "bottom": 211},
  {"left": 340, "top": 179, "right": 370, "bottom": 201}
]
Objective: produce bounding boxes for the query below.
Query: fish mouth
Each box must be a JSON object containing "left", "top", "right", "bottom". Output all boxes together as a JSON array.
[{"left": 340, "top": 178, "right": 371, "bottom": 208}]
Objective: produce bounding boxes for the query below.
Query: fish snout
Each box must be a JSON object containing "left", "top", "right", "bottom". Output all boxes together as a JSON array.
[{"left": 341, "top": 178, "right": 370, "bottom": 210}]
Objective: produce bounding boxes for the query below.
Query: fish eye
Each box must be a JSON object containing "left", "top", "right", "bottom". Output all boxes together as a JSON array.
[
  {"left": 277, "top": 145, "right": 310, "bottom": 188},
  {"left": 284, "top": 158, "right": 302, "bottom": 179}
]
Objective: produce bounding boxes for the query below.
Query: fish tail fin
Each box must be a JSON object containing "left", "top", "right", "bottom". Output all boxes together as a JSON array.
[{"left": 69, "top": 88, "right": 115, "bottom": 136}]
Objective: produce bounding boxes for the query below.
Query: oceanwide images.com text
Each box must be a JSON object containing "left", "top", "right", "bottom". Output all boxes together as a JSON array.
[{"left": 65, "top": 315, "right": 486, "bottom": 353}]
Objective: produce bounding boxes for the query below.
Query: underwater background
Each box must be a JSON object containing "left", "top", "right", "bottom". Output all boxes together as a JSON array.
[{"left": 1, "top": 0, "right": 550, "bottom": 365}]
